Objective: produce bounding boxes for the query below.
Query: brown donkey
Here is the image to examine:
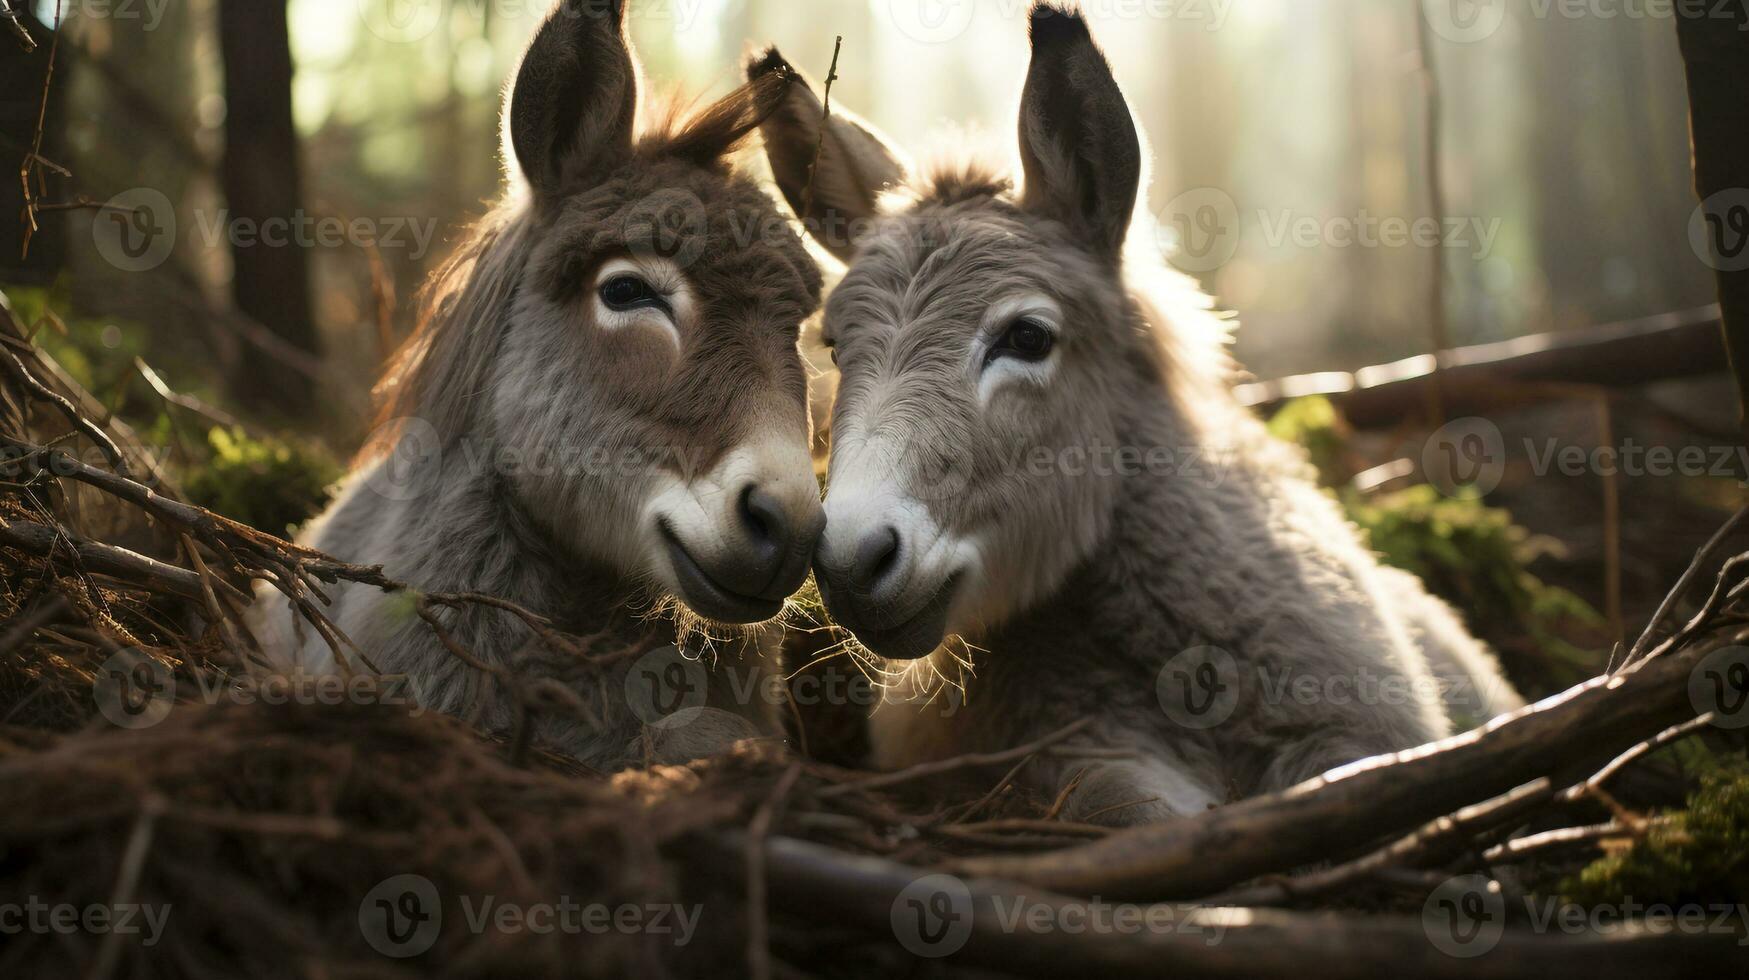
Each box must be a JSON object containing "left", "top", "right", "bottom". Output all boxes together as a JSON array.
[
  {"left": 250, "top": 0, "right": 826, "bottom": 770},
  {"left": 757, "top": 5, "right": 1522, "bottom": 823}
]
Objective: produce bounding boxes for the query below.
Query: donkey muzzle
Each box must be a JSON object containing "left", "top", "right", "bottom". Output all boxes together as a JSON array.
[{"left": 814, "top": 522, "right": 960, "bottom": 661}]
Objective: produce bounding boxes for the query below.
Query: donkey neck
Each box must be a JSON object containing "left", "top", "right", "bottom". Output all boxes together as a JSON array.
[
  {"left": 394, "top": 430, "right": 641, "bottom": 636},
  {"left": 990, "top": 384, "right": 1275, "bottom": 659}
]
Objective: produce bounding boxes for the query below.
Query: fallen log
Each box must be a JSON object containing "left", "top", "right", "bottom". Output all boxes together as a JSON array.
[
  {"left": 948, "top": 632, "right": 1733, "bottom": 899},
  {"left": 1234, "top": 305, "right": 1724, "bottom": 427},
  {"left": 706, "top": 833, "right": 1748, "bottom": 979}
]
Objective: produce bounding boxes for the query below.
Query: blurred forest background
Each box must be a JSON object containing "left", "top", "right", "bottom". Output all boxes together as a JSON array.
[{"left": 0, "top": 0, "right": 1739, "bottom": 690}]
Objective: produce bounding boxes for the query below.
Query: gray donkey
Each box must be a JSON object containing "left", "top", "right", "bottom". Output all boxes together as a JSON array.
[
  {"left": 755, "top": 5, "right": 1524, "bottom": 823},
  {"left": 250, "top": 0, "right": 827, "bottom": 771}
]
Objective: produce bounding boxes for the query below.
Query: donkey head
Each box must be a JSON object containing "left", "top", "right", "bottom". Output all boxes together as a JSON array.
[
  {"left": 756, "top": 5, "right": 1153, "bottom": 658},
  {"left": 385, "top": 0, "right": 825, "bottom": 624}
]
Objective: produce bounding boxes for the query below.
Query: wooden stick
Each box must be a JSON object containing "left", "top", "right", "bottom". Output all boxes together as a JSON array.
[
  {"left": 949, "top": 634, "right": 1729, "bottom": 899},
  {"left": 702, "top": 833, "right": 1748, "bottom": 979}
]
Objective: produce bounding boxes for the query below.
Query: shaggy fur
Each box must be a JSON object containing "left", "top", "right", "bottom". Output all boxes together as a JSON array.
[
  {"left": 759, "top": 5, "right": 1524, "bottom": 823},
  {"left": 249, "top": 0, "right": 824, "bottom": 771}
]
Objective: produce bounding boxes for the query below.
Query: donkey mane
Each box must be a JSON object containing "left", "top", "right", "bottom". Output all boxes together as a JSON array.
[{"left": 367, "top": 68, "right": 798, "bottom": 459}]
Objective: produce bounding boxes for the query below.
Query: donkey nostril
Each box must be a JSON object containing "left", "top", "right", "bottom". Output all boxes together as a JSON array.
[
  {"left": 852, "top": 525, "right": 901, "bottom": 590},
  {"left": 739, "top": 484, "right": 788, "bottom": 551}
]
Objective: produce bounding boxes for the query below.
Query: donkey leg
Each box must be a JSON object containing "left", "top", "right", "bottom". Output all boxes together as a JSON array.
[
  {"left": 1375, "top": 566, "right": 1526, "bottom": 730},
  {"left": 1055, "top": 755, "right": 1222, "bottom": 826}
]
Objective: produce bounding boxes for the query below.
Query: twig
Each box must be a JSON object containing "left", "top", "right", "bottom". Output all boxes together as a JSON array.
[
  {"left": 1411, "top": 0, "right": 1449, "bottom": 427},
  {"left": 0, "top": 345, "right": 128, "bottom": 475},
  {"left": 136, "top": 357, "right": 244, "bottom": 429},
  {"left": 954, "top": 753, "right": 1037, "bottom": 823},
  {"left": 1564, "top": 712, "right": 1717, "bottom": 804},
  {"left": 951, "top": 632, "right": 1735, "bottom": 899},
  {"left": 86, "top": 794, "right": 163, "bottom": 980},
  {"left": 746, "top": 762, "right": 803, "bottom": 980},
  {"left": 1041, "top": 767, "right": 1088, "bottom": 821},
  {"left": 2, "top": 0, "right": 36, "bottom": 52},
  {"left": 1481, "top": 821, "right": 1643, "bottom": 865},
  {"left": 0, "top": 593, "right": 68, "bottom": 655},
  {"left": 1620, "top": 505, "right": 1748, "bottom": 668},
  {"left": 816, "top": 718, "right": 1092, "bottom": 798},
  {"left": 18, "top": 0, "right": 63, "bottom": 259},
  {"left": 796, "top": 35, "right": 842, "bottom": 222},
  {"left": 1, "top": 518, "right": 210, "bottom": 603},
  {"left": 1211, "top": 779, "right": 1556, "bottom": 907},
  {"left": 705, "top": 832, "right": 1749, "bottom": 979}
]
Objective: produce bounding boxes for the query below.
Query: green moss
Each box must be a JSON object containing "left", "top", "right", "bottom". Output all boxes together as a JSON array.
[
  {"left": 1267, "top": 397, "right": 1604, "bottom": 690},
  {"left": 1266, "top": 394, "right": 1349, "bottom": 485},
  {"left": 185, "top": 426, "right": 341, "bottom": 538},
  {"left": 1563, "top": 763, "right": 1749, "bottom": 907}
]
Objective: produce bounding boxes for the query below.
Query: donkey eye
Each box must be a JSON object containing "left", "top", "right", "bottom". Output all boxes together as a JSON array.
[
  {"left": 598, "top": 274, "right": 669, "bottom": 314},
  {"left": 989, "top": 317, "right": 1055, "bottom": 363}
]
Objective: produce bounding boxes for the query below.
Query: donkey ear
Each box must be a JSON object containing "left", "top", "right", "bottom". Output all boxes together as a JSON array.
[
  {"left": 748, "top": 47, "right": 908, "bottom": 262},
  {"left": 506, "top": 0, "right": 638, "bottom": 200},
  {"left": 1016, "top": 5, "right": 1141, "bottom": 260}
]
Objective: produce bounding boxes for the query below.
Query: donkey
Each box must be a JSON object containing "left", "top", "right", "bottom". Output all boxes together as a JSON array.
[
  {"left": 248, "top": 0, "right": 827, "bottom": 771},
  {"left": 755, "top": 5, "right": 1524, "bottom": 823}
]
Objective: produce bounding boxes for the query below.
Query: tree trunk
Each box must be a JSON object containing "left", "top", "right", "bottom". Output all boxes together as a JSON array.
[
  {"left": 1674, "top": 6, "right": 1749, "bottom": 439},
  {"left": 217, "top": 0, "right": 316, "bottom": 414}
]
